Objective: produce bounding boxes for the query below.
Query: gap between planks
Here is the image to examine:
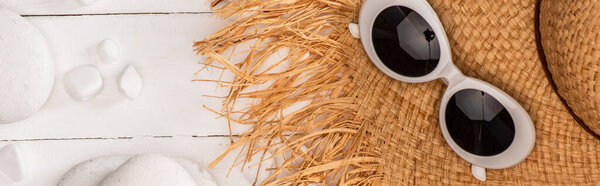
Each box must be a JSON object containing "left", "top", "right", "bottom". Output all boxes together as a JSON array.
[
  {"left": 0, "top": 134, "right": 240, "bottom": 142},
  {"left": 21, "top": 11, "right": 212, "bottom": 17},
  {"left": 5, "top": 11, "right": 241, "bottom": 143}
]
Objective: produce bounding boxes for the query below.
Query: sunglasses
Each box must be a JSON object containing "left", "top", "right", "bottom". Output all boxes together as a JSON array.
[{"left": 348, "top": 0, "right": 536, "bottom": 181}]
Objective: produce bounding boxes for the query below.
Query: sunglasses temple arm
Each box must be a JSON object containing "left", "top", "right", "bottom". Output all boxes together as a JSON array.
[
  {"left": 471, "top": 164, "right": 486, "bottom": 181},
  {"left": 349, "top": 23, "right": 361, "bottom": 38}
]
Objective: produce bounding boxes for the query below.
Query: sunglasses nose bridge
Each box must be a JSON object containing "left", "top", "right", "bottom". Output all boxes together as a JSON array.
[{"left": 439, "top": 62, "right": 465, "bottom": 87}]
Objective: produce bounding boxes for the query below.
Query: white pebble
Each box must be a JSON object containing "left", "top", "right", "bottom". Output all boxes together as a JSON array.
[
  {"left": 78, "top": 0, "right": 98, "bottom": 6},
  {"left": 58, "top": 156, "right": 130, "bottom": 186},
  {"left": 64, "top": 66, "right": 103, "bottom": 101},
  {"left": 118, "top": 65, "right": 142, "bottom": 99},
  {"left": 99, "top": 154, "right": 197, "bottom": 186},
  {"left": 0, "top": 8, "right": 55, "bottom": 124},
  {"left": 58, "top": 155, "right": 217, "bottom": 186},
  {"left": 97, "top": 39, "right": 119, "bottom": 64},
  {"left": 0, "top": 144, "right": 26, "bottom": 182}
]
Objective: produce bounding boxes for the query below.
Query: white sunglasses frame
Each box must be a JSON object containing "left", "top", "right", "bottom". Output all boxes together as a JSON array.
[{"left": 350, "top": 0, "right": 536, "bottom": 180}]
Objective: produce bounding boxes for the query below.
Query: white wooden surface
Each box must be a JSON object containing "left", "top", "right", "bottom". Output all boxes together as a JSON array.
[
  {"left": 0, "top": 1, "right": 259, "bottom": 185},
  {"left": 0, "top": 0, "right": 211, "bottom": 15},
  {"left": 0, "top": 137, "right": 265, "bottom": 186}
]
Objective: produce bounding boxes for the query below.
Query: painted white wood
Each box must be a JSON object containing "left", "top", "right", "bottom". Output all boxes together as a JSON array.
[
  {"left": 0, "top": 3, "right": 284, "bottom": 185},
  {"left": 0, "top": 0, "right": 212, "bottom": 15},
  {"left": 0, "top": 14, "right": 253, "bottom": 140},
  {"left": 0, "top": 137, "right": 262, "bottom": 186}
]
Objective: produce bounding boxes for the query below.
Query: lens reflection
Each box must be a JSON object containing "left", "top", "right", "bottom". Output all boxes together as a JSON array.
[
  {"left": 372, "top": 6, "right": 440, "bottom": 77},
  {"left": 445, "top": 89, "right": 515, "bottom": 156}
]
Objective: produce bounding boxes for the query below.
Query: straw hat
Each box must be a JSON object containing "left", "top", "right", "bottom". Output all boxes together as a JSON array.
[
  {"left": 195, "top": 0, "right": 600, "bottom": 184},
  {"left": 540, "top": 0, "right": 600, "bottom": 137}
]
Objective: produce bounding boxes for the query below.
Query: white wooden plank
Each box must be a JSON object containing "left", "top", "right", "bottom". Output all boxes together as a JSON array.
[
  {"left": 0, "top": 137, "right": 265, "bottom": 186},
  {"left": 0, "top": 14, "right": 253, "bottom": 140},
  {"left": 0, "top": 0, "right": 212, "bottom": 15}
]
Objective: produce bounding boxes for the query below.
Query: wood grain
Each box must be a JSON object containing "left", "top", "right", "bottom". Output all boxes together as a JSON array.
[
  {"left": 0, "top": 0, "right": 211, "bottom": 15},
  {"left": 0, "top": 3, "right": 270, "bottom": 186},
  {"left": 0, "top": 14, "right": 250, "bottom": 140}
]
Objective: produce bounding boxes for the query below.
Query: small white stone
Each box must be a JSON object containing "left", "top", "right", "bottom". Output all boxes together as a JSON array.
[
  {"left": 118, "top": 65, "right": 142, "bottom": 99},
  {"left": 58, "top": 155, "right": 217, "bottom": 186},
  {"left": 0, "top": 8, "right": 54, "bottom": 124},
  {"left": 97, "top": 39, "right": 119, "bottom": 64},
  {"left": 78, "top": 0, "right": 99, "bottom": 6},
  {"left": 0, "top": 144, "right": 26, "bottom": 182},
  {"left": 64, "top": 66, "right": 103, "bottom": 101},
  {"left": 99, "top": 154, "right": 197, "bottom": 186}
]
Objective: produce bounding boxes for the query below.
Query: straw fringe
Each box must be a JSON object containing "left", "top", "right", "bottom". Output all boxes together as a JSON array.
[{"left": 195, "top": 0, "right": 375, "bottom": 185}]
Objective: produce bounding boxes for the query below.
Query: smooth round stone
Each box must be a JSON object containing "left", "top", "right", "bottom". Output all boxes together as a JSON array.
[
  {"left": 58, "top": 154, "right": 217, "bottom": 186},
  {"left": 100, "top": 154, "right": 196, "bottom": 186},
  {"left": 97, "top": 39, "right": 119, "bottom": 64},
  {"left": 58, "top": 156, "right": 130, "bottom": 186},
  {"left": 64, "top": 66, "right": 103, "bottom": 101},
  {"left": 118, "top": 65, "right": 142, "bottom": 99},
  {"left": 0, "top": 8, "right": 55, "bottom": 124},
  {"left": 0, "top": 144, "right": 26, "bottom": 182}
]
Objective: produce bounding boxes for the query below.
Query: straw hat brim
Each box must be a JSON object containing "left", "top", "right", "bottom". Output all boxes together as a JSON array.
[
  {"left": 393, "top": 0, "right": 600, "bottom": 183},
  {"left": 540, "top": 0, "right": 600, "bottom": 137}
]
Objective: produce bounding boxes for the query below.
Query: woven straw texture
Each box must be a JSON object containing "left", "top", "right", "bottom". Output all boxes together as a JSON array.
[
  {"left": 540, "top": 0, "right": 600, "bottom": 136},
  {"left": 195, "top": 0, "right": 600, "bottom": 184}
]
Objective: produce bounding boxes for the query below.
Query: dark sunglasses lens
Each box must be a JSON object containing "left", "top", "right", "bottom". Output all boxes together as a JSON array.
[
  {"left": 372, "top": 6, "right": 440, "bottom": 77},
  {"left": 445, "top": 89, "right": 515, "bottom": 156}
]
